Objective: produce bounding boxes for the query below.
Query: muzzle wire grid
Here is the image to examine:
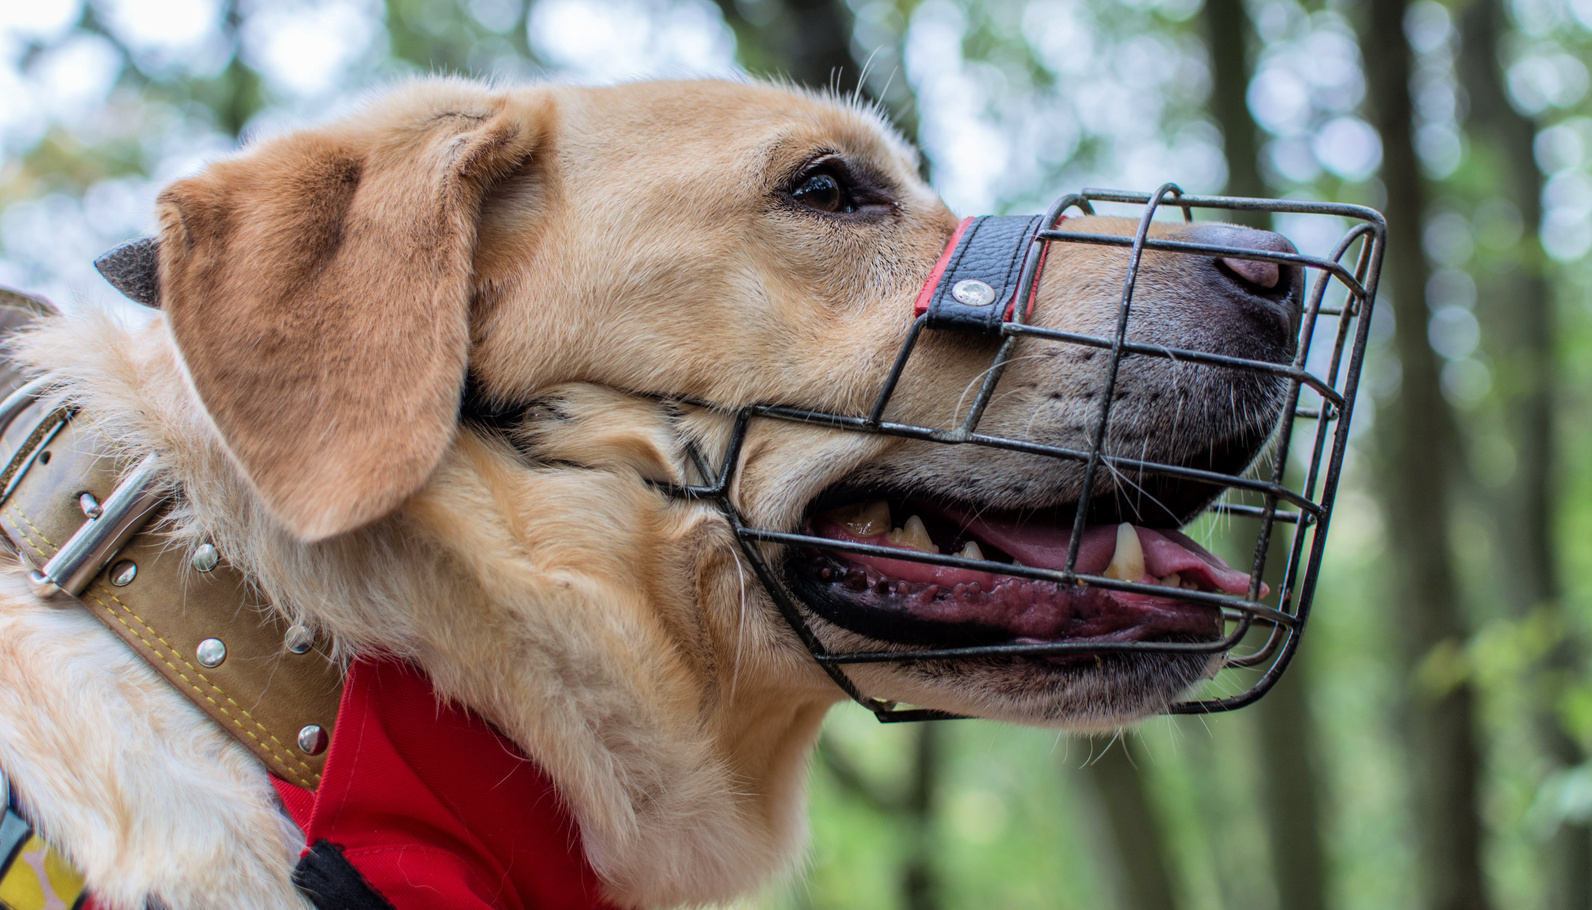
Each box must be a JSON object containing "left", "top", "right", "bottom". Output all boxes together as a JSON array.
[{"left": 656, "top": 184, "right": 1386, "bottom": 722}]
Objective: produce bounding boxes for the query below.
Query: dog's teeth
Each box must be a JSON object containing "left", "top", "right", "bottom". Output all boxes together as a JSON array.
[
  {"left": 828, "top": 500, "right": 891, "bottom": 536},
  {"left": 1158, "top": 573, "right": 1181, "bottom": 588},
  {"left": 957, "top": 540, "right": 984, "bottom": 561},
  {"left": 1181, "top": 579, "right": 1200, "bottom": 590},
  {"left": 887, "top": 515, "right": 938, "bottom": 552},
  {"left": 1103, "top": 523, "right": 1145, "bottom": 582}
]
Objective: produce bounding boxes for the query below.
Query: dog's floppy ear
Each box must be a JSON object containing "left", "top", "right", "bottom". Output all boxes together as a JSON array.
[{"left": 156, "top": 91, "right": 543, "bottom": 540}]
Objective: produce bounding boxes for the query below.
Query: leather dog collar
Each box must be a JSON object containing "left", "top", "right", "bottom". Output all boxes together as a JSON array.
[{"left": 0, "top": 385, "right": 343, "bottom": 791}]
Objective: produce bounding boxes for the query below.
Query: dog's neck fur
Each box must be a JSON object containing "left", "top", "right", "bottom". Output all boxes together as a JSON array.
[{"left": 8, "top": 312, "right": 844, "bottom": 907}]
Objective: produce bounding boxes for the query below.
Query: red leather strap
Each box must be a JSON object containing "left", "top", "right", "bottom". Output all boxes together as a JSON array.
[{"left": 913, "top": 217, "right": 975, "bottom": 317}]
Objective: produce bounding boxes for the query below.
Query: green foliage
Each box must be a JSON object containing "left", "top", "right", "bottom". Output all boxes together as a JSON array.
[{"left": 4, "top": 1, "right": 1592, "bottom": 908}]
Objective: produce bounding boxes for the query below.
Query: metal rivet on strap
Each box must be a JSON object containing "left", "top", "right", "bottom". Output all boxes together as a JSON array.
[
  {"left": 196, "top": 637, "right": 226, "bottom": 667},
  {"left": 284, "top": 624, "right": 314, "bottom": 655},
  {"left": 108, "top": 560, "right": 137, "bottom": 587},
  {"left": 191, "top": 543, "right": 220, "bottom": 573},
  {"left": 297, "top": 724, "right": 328, "bottom": 756},
  {"left": 952, "top": 279, "right": 997, "bottom": 307},
  {"left": 78, "top": 492, "right": 101, "bottom": 519}
]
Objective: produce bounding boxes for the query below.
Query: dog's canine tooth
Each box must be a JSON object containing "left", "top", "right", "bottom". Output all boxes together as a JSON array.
[
  {"left": 957, "top": 540, "right": 984, "bottom": 561},
  {"left": 887, "top": 515, "right": 938, "bottom": 552},
  {"left": 1103, "top": 523, "right": 1145, "bottom": 582}
]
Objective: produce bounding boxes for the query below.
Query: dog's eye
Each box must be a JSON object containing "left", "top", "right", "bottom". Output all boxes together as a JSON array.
[{"left": 791, "top": 170, "right": 854, "bottom": 214}]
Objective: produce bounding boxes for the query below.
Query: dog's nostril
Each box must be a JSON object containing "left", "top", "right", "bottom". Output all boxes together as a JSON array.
[
  {"left": 1183, "top": 223, "right": 1299, "bottom": 298},
  {"left": 1219, "top": 256, "right": 1281, "bottom": 291}
]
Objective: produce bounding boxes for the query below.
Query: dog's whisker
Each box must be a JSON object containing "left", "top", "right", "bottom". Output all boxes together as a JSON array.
[
  {"left": 729, "top": 553, "right": 750, "bottom": 704},
  {"left": 1096, "top": 457, "right": 1175, "bottom": 527},
  {"left": 950, "top": 352, "right": 1051, "bottom": 427},
  {"left": 854, "top": 46, "right": 882, "bottom": 107}
]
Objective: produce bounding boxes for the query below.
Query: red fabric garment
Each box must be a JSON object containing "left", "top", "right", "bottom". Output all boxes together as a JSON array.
[{"left": 272, "top": 659, "right": 616, "bottom": 910}]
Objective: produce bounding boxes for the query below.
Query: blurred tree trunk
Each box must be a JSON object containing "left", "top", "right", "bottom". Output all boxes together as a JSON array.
[
  {"left": 216, "top": 0, "right": 262, "bottom": 139},
  {"left": 1249, "top": 668, "right": 1328, "bottom": 910},
  {"left": 711, "top": 0, "right": 918, "bottom": 139},
  {"left": 1080, "top": 738, "right": 1180, "bottom": 910},
  {"left": 818, "top": 726, "right": 942, "bottom": 910},
  {"left": 1457, "top": 1, "right": 1589, "bottom": 907},
  {"left": 1359, "top": 2, "right": 1492, "bottom": 909},
  {"left": 1202, "top": 4, "right": 1330, "bottom": 910},
  {"left": 713, "top": 0, "right": 856, "bottom": 91},
  {"left": 902, "top": 724, "right": 942, "bottom": 910},
  {"left": 1205, "top": 0, "right": 1265, "bottom": 214}
]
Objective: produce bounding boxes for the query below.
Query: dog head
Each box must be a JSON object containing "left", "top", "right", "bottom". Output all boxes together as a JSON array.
[{"left": 147, "top": 78, "right": 1301, "bottom": 733}]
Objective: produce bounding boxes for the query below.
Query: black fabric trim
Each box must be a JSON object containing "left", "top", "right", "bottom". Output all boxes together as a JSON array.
[
  {"left": 93, "top": 237, "right": 162, "bottom": 308},
  {"left": 0, "top": 807, "right": 32, "bottom": 881},
  {"left": 293, "top": 840, "right": 394, "bottom": 910}
]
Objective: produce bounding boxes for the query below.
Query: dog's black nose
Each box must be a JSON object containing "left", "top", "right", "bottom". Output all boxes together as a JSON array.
[
  {"left": 1190, "top": 223, "right": 1298, "bottom": 294},
  {"left": 1180, "top": 223, "right": 1305, "bottom": 356}
]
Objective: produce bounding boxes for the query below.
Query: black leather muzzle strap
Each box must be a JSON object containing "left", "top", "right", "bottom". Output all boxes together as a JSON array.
[{"left": 912, "top": 214, "right": 1053, "bottom": 334}]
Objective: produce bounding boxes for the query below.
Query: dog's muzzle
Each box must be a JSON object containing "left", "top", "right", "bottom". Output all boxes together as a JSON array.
[{"left": 657, "top": 184, "right": 1386, "bottom": 722}]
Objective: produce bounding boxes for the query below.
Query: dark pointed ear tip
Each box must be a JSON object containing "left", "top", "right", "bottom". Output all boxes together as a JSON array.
[{"left": 94, "top": 237, "right": 161, "bottom": 308}]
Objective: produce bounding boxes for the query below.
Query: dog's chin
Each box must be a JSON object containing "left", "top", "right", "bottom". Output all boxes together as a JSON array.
[
  {"left": 781, "top": 485, "right": 1249, "bottom": 725},
  {"left": 829, "top": 637, "right": 1219, "bottom": 728}
]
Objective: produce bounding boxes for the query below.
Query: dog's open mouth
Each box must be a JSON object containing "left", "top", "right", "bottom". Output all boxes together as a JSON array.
[{"left": 788, "top": 494, "right": 1258, "bottom": 651}]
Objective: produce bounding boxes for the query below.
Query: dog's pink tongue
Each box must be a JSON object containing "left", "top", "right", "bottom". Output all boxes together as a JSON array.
[{"left": 956, "top": 511, "right": 1254, "bottom": 595}]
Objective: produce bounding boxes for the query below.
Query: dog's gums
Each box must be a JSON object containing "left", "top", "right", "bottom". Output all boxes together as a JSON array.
[{"left": 789, "top": 499, "right": 1253, "bottom": 647}]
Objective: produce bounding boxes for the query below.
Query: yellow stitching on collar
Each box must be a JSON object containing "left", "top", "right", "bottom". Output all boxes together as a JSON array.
[
  {"left": 7, "top": 500, "right": 323, "bottom": 789},
  {"left": 83, "top": 585, "right": 319, "bottom": 788}
]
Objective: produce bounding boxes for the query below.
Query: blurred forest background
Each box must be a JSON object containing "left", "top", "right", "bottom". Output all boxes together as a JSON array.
[{"left": 2, "top": 0, "right": 1592, "bottom": 908}]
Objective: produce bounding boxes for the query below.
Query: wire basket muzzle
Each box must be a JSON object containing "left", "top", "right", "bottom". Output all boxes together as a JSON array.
[{"left": 661, "top": 183, "right": 1386, "bottom": 722}]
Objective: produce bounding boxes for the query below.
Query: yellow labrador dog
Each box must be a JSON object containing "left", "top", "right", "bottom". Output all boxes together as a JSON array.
[{"left": 0, "top": 77, "right": 1300, "bottom": 908}]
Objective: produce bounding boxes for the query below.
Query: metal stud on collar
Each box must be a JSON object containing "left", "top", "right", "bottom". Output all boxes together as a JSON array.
[
  {"left": 284, "top": 624, "right": 314, "bottom": 655},
  {"left": 297, "top": 724, "right": 328, "bottom": 755},
  {"left": 196, "top": 638, "right": 226, "bottom": 668},
  {"left": 191, "top": 543, "right": 219, "bottom": 573},
  {"left": 108, "top": 560, "right": 137, "bottom": 587}
]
